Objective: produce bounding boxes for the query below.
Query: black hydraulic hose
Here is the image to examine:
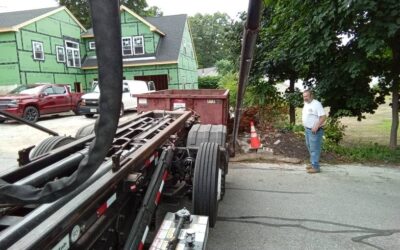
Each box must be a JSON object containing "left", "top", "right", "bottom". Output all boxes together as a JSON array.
[{"left": 0, "top": 0, "right": 123, "bottom": 204}]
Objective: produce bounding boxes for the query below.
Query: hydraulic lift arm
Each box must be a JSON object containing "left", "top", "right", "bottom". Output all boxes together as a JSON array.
[{"left": 231, "top": 0, "right": 263, "bottom": 155}]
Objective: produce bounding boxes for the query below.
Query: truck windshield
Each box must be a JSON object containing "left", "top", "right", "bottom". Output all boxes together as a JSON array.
[{"left": 9, "top": 85, "right": 43, "bottom": 95}]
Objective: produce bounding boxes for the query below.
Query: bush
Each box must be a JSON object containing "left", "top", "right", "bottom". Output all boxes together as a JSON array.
[
  {"left": 198, "top": 76, "right": 221, "bottom": 89},
  {"left": 325, "top": 143, "right": 400, "bottom": 164},
  {"left": 218, "top": 72, "right": 249, "bottom": 106},
  {"left": 324, "top": 118, "right": 346, "bottom": 144},
  {"left": 283, "top": 123, "right": 304, "bottom": 133}
]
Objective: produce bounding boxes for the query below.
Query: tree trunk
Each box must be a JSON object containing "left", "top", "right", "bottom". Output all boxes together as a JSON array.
[
  {"left": 289, "top": 77, "right": 296, "bottom": 125},
  {"left": 390, "top": 78, "right": 399, "bottom": 149},
  {"left": 389, "top": 44, "right": 400, "bottom": 149}
]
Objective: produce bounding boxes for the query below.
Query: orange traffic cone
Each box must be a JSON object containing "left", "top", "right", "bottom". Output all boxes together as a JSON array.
[{"left": 250, "top": 121, "right": 262, "bottom": 150}]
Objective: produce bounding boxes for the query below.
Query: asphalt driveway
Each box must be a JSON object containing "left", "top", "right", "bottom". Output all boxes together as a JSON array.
[{"left": 208, "top": 163, "right": 400, "bottom": 250}]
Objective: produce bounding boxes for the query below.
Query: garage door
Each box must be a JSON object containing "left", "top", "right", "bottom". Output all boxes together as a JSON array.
[{"left": 134, "top": 75, "right": 168, "bottom": 90}]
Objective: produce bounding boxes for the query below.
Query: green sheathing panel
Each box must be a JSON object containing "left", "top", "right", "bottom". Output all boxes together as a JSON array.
[
  {"left": 36, "top": 17, "right": 61, "bottom": 37},
  {"left": 26, "top": 72, "right": 54, "bottom": 83},
  {"left": 50, "top": 37, "right": 64, "bottom": 53},
  {"left": 84, "top": 64, "right": 179, "bottom": 88},
  {"left": 177, "top": 22, "right": 198, "bottom": 89},
  {"left": 83, "top": 38, "right": 96, "bottom": 57},
  {"left": 121, "top": 10, "right": 160, "bottom": 55},
  {"left": 21, "top": 30, "right": 51, "bottom": 53},
  {"left": 15, "top": 32, "right": 22, "bottom": 49},
  {"left": 0, "top": 42, "right": 18, "bottom": 63},
  {"left": 0, "top": 32, "right": 16, "bottom": 42},
  {"left": 55, "top": 73, "right": 74, "bottom": 83},
  {"left": 24, "top": 23, "right": 36, "bottom": 32},
  {"left": 83, "top": 70, "right": 98, "bottom": 90},
  {"left": 8, "top": 9, "right": 87, "bottom": 88},
  {"left": 0, "top": 64, "right": 20, "bottom": 86},
  {"left": 18, "top": 51, "right": 40, "bottom": 71},
  {"left": 41, "top": 55, "right": 65, "bottom": 72}
]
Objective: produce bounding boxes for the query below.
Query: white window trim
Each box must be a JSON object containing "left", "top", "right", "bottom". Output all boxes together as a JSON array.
[
  {"left": 56, "top": 45, "right": 65, "bottom": 63},
  {"left": 65, "top": 40, "right": 81, "bottom": 68},
  {"left": 122, "top": 37, "right": 133, "bottom": 56},
  {"left": 133, "top": 36, "right": 144, "bottom": 55},
  {"left": 89, "top": 41, "right": 96, "bottom": 50},
  {"left": 32, "top": 41, "right": 44, "bottom": 61}
]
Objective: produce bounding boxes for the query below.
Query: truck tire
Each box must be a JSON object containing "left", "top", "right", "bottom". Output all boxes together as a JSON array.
[
  {"left": 85, "top": 114, "right": 94, "bottom": 118},
  {"left": 73, "top": 101, "right": 82, "bottom": 115},
  {"left": 193, "top": 142, "right": 223, "bottom": 228},
  {"left": 23, "top": 106, "right": 39, "bottom": 123},
  {"left": 187, "top": 124, "right": 227, "bottom": 147},
  {"left": 187, "top": 124, "right": 229, "bottom": 174},
  {"left": 75, "top": 123, "right": 95, "bottom": 139},
  {"left": 29, "top": 136, "right": 75, "bottom": 160}
]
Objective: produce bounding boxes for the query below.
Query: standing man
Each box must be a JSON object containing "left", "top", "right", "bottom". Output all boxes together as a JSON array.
[{"left": 302, "top": 89, "right": 326, "bottom": 173}]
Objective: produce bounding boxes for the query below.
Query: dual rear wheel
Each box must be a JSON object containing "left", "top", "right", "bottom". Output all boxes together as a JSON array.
[{"left": 192, "top": 142, "right": 227, "bottom": 228}]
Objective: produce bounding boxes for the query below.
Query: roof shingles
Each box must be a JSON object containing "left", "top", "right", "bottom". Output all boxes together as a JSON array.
[{"left": 0, "top": 7, "right": 60, "bottom": 30}]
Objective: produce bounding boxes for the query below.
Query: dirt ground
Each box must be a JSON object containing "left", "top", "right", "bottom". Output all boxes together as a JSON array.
[
  {"left": 263, "top": 131, "right": 343, "bottom": 163},
  {"left": 261, "top": 129, "right": 341, "bottom": 163}
]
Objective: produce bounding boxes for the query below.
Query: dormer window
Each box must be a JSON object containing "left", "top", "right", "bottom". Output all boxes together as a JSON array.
[
  {"left": 133, "top": 36, "right": 144, "bottom": 55},
  {"left": 89, "top": 41, "right": 96, "bottom": 50},
  {"left": 122, "top": 37, "right": 133, "bottom": 56}
]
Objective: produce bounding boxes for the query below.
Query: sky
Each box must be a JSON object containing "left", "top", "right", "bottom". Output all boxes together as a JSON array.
[{"left": 0, "top": 0, "right": 249, "bottom": 19}]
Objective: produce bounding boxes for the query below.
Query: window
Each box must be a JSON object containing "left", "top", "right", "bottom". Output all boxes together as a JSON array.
[
  {"left": 53, "top": 85, "right": 66, "bottom": 94},
  {"left": 89, "top": 41, "right": 96, "bottom": 50},
  {"left": 133, "top": 36, "right": 144, "bottom": 55},
  {"left": 56, "top": 46, "right": 65, "bottom": 63},
  {"left": 32, "top": 41, "right": 44, "bottom": 61},
  {"left": 65, "top": 40, "right": 81, "bottom": 67},
  {"left": 122, "top": 37, "right": 133, "bottom": 56},
  {"left": 43, "top": 87, "right": 54, "bottom": 95}
]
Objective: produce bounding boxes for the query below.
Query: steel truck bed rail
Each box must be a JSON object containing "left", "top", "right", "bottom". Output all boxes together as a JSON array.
[{"left": 0, "top": 111, "right": 192, "bottom": 249}]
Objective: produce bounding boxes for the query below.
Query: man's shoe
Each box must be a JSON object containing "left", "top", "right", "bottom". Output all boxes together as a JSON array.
[
  {"left": 307, "top": 168, "right": 320, "bottom": 174},
  {"left": 306, "top": 164, "right": 313, "bottom": 170}
]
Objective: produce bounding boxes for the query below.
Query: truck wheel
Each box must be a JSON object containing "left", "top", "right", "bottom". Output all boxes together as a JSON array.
[
  {"left": 73, "top": 101, "right": 82, "bottom": 115},
  {"left": 193, "top": 142, "right": 223, "bottom": 228},
  {"left": 85, "top": 114, "right": 94, "bottom": 118},
  {"left": 23, "top": 106, "right": 39, "bottom": 123},
  {"left": 187, "top": 124, "right": 227, "bottom": 147},
  {"left": 75, "top": 123, "right": 95, "bottom": 139},
  {"left": 30, "top": 136, "right": 75, "bottom": 160}
]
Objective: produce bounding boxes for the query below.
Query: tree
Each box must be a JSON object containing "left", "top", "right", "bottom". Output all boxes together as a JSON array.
[
  {"left": 59, "top": 0, "right": 91, "bottom": 28},
  {"left": 215, "top": 59, "right": 234, "bottom": 75},
  {"left": 120, "top": 0, "right": 162, "bottom": 17},
  {"left": 348, "top": 0, "right": 400, "bottom": 149},
  {"left": 249, "top": 0, "right": 399, "bottom": 147},
  {"left": 59, "top": 0, "right": 162, "bottom": 28},
  {"left": 189, "top": 13, "right": 233, "bottom": 68}
]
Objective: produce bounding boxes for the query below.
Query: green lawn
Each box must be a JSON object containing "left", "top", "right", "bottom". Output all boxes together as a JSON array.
[{"left": 339, "top": 101, "right": 399, "bottom": 146}]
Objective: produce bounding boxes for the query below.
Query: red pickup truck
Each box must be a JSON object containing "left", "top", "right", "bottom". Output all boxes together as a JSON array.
[{"left": 0, "top": 84, "right": 83, "bottom": 123}]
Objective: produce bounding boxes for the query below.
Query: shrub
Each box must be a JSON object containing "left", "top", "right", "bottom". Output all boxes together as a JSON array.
[
  {"left": 324, "top": 118, "right": 346, "bottom": 144},
  {"left": 198, "top": 76, "right": 221, "bottom": 89},
  {"left": 325, "top": 143, "right": 400, "bottom": 164}
]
